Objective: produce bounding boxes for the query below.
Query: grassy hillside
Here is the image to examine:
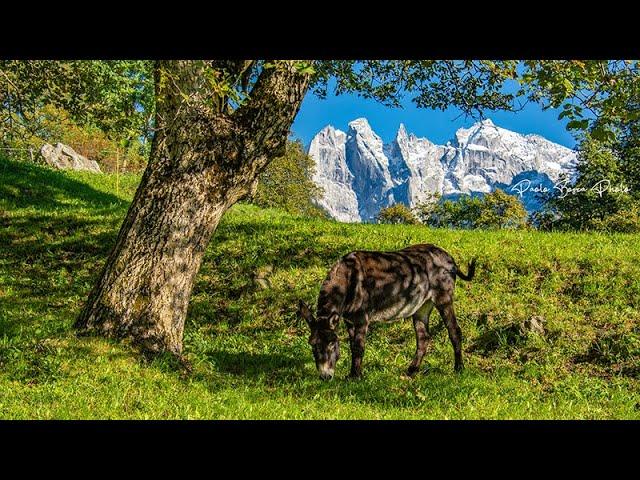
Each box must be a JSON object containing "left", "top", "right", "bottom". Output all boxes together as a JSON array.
[{"left": 1, "top": 156, "right": 639, "bottom": 419}]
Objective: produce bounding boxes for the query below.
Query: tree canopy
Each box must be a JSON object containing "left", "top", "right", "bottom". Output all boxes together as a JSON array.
[
  {"left": 313, "top": 60, "right": 640, "bottom": 142},
  {"left": 0, "top": 60, "right": 154, "bottom": 163},
  {"left": 3, "top": 60, "right": 639, "bottom": 150}
]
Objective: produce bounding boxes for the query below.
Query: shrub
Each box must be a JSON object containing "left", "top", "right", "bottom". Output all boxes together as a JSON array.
[
  {"left": 589, "top": 205, "right": 640, "bottom": 233},
  {"left": 376, "top": 203, "right": 419, "bottom": 225},
  {"left": 252, "top": 140, "right": 326, "bottom": 218},
  {"left": 416, "top": 189, "right": 529, "bottom": 229}
]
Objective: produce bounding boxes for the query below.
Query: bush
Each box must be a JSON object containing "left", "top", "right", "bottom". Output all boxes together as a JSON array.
[
  {"left": 475, "top": 189, "right": 530, "bottom": 229},
  {"left": 252, "top": 140, "right": 326, "bottom": 218},
  {"left": 376, "top": 203, "right": 419, "bottom": 225},
  {"left": 416, "top": 189, "right": 529, "bottom": 230},
  {"left": 589, "top": 205, "right": 640, "bottom": 233}
]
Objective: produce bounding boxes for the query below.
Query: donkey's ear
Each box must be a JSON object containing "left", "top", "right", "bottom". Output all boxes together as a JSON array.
[{"left": 297, "top": 300, "right": 314, "bottom": 326}]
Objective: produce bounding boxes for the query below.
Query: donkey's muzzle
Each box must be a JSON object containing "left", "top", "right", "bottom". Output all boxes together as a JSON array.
[{"left": 319, "top": 372, "right": 334, "bottom": 381}]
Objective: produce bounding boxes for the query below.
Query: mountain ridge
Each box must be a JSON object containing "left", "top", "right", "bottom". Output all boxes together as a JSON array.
[{"left": 308, "top": 118, "right": 577, "bottom": 222}]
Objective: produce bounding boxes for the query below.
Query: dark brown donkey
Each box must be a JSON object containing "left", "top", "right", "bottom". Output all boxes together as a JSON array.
[{"left": 297, "top": 244, "right": 476, "bottom": 380}]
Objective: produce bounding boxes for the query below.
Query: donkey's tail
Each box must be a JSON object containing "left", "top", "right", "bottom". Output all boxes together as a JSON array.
[{"left": 455, "top": 258, "right": 476, "bottom": 281}]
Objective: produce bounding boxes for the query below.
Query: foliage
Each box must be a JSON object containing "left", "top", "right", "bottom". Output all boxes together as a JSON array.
[
  {"left": 475, "top": 189, "right": 530, "bottom": 229},
  {"left": 590, "top": 205, "right": 640, "bottom": 233},
  {"left": 0, "top": 60, "right": 154, "bottom": 170},
  {"left": 2, "top": 59, "right": 639, "bottom": 154},
  {"left": 312, "top": 61, "right": 520, "bottom": 115},
  {"left": 540, "top": 137, "right": 640, "bottom": 232},
  {"left": 252, "top": 140, "right": 326, "bottom": 218},
  {"left": 3, "top": 59, "right": 639, "bottom": 175},
  {"left": 313, "top": 60, "right": 640, "bottom": 142},
  {"left": 0, "top": 60, "right": 154, "bottom": 143},
  {"left": 416, "top": 190, "right": 529, "bottom": 230},
  {"left": 1, "top": 156, "right": 639, "bottom": 419},
  {"left": 376, "top": 203, "right": 419, "bottom": 225},
  {"left": 521, "top": 60, "right": 640, "bottom": 142},
  {"left": 12, "top": 105, "right": 147, "bottom": 173}
]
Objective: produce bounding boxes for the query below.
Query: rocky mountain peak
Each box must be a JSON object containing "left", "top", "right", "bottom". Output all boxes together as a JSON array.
[
  {"left": 397, "top": 123, "right": 408, "bottom": 140},
  {"left": 348, "top": 117, "right": 375, "bottom": 133},
  {"left": 308, "top": 118, "right": 577, "bottom": 222},
  {"left": 314, "top": 125, "right": 345, "bottom": 145}
]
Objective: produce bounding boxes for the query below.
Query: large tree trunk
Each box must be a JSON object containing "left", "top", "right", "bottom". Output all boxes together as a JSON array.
[{"left": 75, "top": 60, "right": 310, "bottom": 354}]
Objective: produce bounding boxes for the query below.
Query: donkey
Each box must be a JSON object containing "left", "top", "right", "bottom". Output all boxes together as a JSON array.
[{"left": 297, "top": 244, "right": 476, "bottom": 380}]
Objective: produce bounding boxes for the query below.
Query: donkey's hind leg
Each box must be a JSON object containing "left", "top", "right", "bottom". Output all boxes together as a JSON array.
[
  {"left": 407, "top": 301, "right": 434, "bottom": 376},
  {"left": 436, "top": 301, "right": 464, "bottom": 372}
]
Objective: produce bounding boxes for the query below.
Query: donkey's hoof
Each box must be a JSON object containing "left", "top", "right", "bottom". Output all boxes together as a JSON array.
[{"left": 406, "top": 366, "right": 420, "bottom": 377}]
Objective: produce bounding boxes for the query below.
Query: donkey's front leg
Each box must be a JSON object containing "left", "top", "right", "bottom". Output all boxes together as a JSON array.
[
  {"left": 349, "top": 320, "right": 368, "bottom": 379},
  {"left": 345, "top": 321, "right": 356, "bottom": 379},
  {"left": 407, "top": 301, "right": 434, "bottom": 376}
]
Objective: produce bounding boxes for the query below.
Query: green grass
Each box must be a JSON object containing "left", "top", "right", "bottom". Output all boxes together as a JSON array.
[{"left": 1, "top": 156, "right": 639, "bottom": 419}]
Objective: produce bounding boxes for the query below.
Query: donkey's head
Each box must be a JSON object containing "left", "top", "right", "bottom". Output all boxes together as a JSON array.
[{"left": 297, "top": 300, "right": 340, "bottom": 380}]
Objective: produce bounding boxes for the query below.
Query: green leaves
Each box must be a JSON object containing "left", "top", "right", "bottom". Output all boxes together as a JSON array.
[
  {"left": 315, "top": 60, "right": 523, "bottom": 116},
  {"left": 376, "top": 204, "right": 419, "bottom": 225},
  {"left": 415, "top": 189, "right": 529, "bottom": 230},
  {"left": 4, "top": 59, "right": 639, "bottom": 174},
  {"left": 521, "top": 60, "right": 640, "bottom": 141},
  {"left": 201, "top": 63, "right": 248, "bottom": 110},
  {"left": 567, "top": 119, "right": 590, "bottom": 130},
  {"left": 0, "top": 60, "right": 155, "bottom": 150},
  {"left": 293, "top": 61, "right": 316, "bottom": 75},
  {"left": 590, "top": 125, "right": 617, "bottom": 142},
  {"left": 313, "top": 60, "right": 640, "bottom": 144},
  {"left": 253, "top": 140, "right": 326, "bottom": 218}
]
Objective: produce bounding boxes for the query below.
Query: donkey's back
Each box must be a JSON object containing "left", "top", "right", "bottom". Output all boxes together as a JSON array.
[{"left": 317, "top": 244, "right": 466, "bottom": 325}]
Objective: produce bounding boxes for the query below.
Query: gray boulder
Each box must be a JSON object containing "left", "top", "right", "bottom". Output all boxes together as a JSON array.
[{"left": 40, "top": 143, "right": 102, "bottom": 173}]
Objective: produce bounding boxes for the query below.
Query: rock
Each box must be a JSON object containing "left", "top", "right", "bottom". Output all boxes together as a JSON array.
[
  {"left": 520, "top": 315, "right": 546, "bottom": 336},
  {"left": 40, "top": 143, "right": 101, "bottom": 173},
  {"left": 308, "top": 118, "right": 577, "bottom": 222}
]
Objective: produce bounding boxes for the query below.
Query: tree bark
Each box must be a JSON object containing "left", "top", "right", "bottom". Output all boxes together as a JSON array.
[{"left": 75, "top": 60, "right": 311, "bottom": 354}]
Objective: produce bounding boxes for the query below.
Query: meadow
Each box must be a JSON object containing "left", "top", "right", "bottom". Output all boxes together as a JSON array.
[{"left": 1, "top": 156, "right": 639, "bottom": 419}]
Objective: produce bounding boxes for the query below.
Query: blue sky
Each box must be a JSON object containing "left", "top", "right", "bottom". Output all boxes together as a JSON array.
[{"left": 291, "top": 89, "right": 577, "bottom": 149}]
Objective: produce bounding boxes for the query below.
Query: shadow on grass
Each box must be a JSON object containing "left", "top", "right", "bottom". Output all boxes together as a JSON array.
[
  {"left": 200, "top": 349, "right": 307, "bottom": 381},
  {"left": 0, "top": 211, "right": 118, "bottom": 339},
  {"left": 211, "top": 217, "right": 356, "bottom": 270},
  {"left": 0, "top": 160, "right": 128, "bottom": 340},
  {"left": 0, "top": 157, "right": 127, "bottom": 211},
  {"left": 189, "top": 217, "right": 359, "bottom": 330},
  {"left": 572, "top": 328, "right": 640, "bottom": 379}
]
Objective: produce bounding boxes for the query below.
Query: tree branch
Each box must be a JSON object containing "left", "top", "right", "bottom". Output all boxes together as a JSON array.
[{"left": 235, "top": 60, "right": 312, "bottom": 161}]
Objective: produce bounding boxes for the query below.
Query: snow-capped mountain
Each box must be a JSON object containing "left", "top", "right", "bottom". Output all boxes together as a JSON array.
[{"left": 308, "top": 118, "right": 577, "bottom": 222}]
